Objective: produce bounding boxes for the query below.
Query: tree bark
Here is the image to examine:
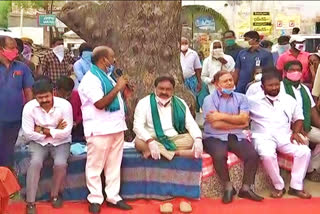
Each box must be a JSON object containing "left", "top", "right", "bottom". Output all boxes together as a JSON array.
[{"left": 58, "top": 1, "right": 196, "bottom": 141}]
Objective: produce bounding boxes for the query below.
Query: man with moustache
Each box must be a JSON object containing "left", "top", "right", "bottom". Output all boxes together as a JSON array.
[
  {"left": 22, "top": 78, "right": 73, "bottom": 214},
  {"left": 134, "top": 76, "right": 203, "bottom": 161},
  {"left": 248, "top": 69, "right": 311, "bottom": 199},
  {"left": 202, "top": 70, "right": 263, "bottom": 204},
  {"left": 0, "top": 36, "right": 34, "bottom": 167},
  {"left": 78, "top": 46, "right": 132, "bottom": 213}
]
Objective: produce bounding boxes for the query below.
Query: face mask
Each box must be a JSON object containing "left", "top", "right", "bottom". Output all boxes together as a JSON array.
[
  {"left": 225, "top": 39, "right": 235, "bottom": 47},
  {"left": 266, "top": 94, "right": 279, "bottom": 101},
  {"left": 181, "top": 45, "right": 188, "bottom": 52},
  {"left": 82, "top": 51, "right": 92, "bottom": 62},
  {"left": 107, "top": 64, "right": 115, "bottom": 74},
  {"left": 221, "top": 86, "right": 235, "bottom": 95},
  {"left": 212, "top": 48, "right": 224, "bottom": 58},
  {"left": 243, "top": 42, "right": 251, "bottom": 48},
  {"left": 278, "top": 44, "right": 290, "bottom": 55},
  {"left": 52, "top": 45, "right": 64, "bottom": 62},
  {"left": 318, "top": 50, "right": 320, "bottom": 54},
  {"left": 287, "top": 71, "right": 302, "bottom": 82},
  {"left": 254, "top": 73, "right": 262, "bottom": 81},
  {"left": 295, "top": 43, "right": 305, "bottom": 51},
  {"left": 2, "top": 48, "right": 18, "bottom": 61},
  {"left": 156, "top": 94, "right": 172, "bottom": 106}
]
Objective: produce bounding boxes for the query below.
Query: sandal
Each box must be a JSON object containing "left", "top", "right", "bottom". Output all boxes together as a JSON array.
[
  {"left": 270, "top": 188, "right": 286, "bottom": 198},
  {"left": 288, "top": 187, "right": 312, "bottom": 199}
]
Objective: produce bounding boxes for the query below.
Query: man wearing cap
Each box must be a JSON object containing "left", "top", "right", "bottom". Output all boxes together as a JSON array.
[{"left": 276, "top": 36, "right": 310, "bottom": 82}]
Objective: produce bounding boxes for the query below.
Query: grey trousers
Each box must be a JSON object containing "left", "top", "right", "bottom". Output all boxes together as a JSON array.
[{"left": 26, "top": 142, "right": 70, "bottom": 203}]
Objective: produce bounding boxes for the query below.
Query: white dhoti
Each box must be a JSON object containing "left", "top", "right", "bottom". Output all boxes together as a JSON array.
[
  {"left": 307, "top": 126, "right": 320, "bottom": 172},
  {"left": 85, "top": 131, "right": 124, "bottom": 205},
  {"left": 253, "top": 133, "right": 311, "bottom": 190}
]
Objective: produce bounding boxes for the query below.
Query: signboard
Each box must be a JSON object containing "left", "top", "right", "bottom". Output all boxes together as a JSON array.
[
  {"left": 195, "top": 16, "right": 215, "bottom": 32},
  {"left": 251, "top": 12, "right": 272, "bottom": 36},
  {"left": 38, "top": 14, "right": 56, "bottom": 26},
  {"left": 275, "top": 14, "right": 300, "bottom": 29}
]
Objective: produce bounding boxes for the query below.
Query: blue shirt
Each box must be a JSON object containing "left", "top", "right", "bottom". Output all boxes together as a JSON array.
[
  {"left": 235, "top": 48, "right": 273, "bottom": 93},
  {"left": 0, "top": 61, "right": 34, "bottom": 122},
  {"left": 202, "top": 90, "right": 249, "bottom": 141},
  {"left": 73, "top": 52, "right": 92, "bottom": 83}
]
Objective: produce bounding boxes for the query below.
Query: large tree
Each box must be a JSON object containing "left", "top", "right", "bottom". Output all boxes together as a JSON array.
[{"left": 58, "top": 1, "right": 195, "bottom": 140}]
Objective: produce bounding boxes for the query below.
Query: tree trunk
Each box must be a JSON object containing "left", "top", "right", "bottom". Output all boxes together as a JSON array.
[{"left": 58, "top": 1, "right": 195, "bottom": 141}]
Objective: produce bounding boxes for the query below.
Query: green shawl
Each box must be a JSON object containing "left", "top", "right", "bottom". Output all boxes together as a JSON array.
[
  {"left": 283, "top": 78, "right": 311, "bottom": 132},
  {"left": 90, "top": 64, "right": 120, "bottom": 112},
  {"left": 150, "top": 93, "right": 187, "bottom": 151}
]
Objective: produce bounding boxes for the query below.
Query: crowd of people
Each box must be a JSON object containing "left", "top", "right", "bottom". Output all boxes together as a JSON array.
[{"left": 1, "top": 26, "right": 320, "bottom": 214}]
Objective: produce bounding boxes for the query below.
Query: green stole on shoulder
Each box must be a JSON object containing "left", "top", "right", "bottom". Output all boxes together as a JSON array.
[
  {"left": 150, "top": 93, "right": 187, "bottom": 151},
  {"left": 283, "top": 78, "right": 311, "bottom": 132}
]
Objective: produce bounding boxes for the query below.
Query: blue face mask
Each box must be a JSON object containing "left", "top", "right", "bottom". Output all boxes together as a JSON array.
[
  {"left": 107, "top": 64, "right": 115, "bottom": 74},
  {"left": 82, "top": 51, "right": 92, "bottom": 62},
  {"left": 221, "top": 87, "right": 234, "bottom": 95}
]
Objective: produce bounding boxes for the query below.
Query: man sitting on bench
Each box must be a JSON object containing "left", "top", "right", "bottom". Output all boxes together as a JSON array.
[{"left": 133, "top": 76, "right": 203, "bottom": 160}]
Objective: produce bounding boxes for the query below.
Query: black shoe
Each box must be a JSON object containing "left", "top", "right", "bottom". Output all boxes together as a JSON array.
[
  {"left": 51, "top": 194, "right": 63, "bottom": 208},
  {"left": 26, "top": 203, "right": 37, "bottom": 214},
  {"left": 222, "top": 188, "right": 237, "bottom": 204},
  {"left": 89, "top": 203, "right": 101, "bottom": 214},
  {"left": 107, "top": 200, "right": 132, "bottom": 210},
  {"left": 238, "top": 189, "right": 264, "bottom": 201}
]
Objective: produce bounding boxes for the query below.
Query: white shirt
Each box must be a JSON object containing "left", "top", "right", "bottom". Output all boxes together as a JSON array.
[
  {"left": 133, "top": 95, "right": 202, "bottom": 142},
  {"left": 201, "top": 54, "right": 235, "bottom": 93},
  {"left": 22, "top": 97, "right": 73, "bottom": 146},
  {"left": 248, "top": 92, "right": 304, "bottom": 137},
  {"left": 180, "top": 48, "right": 202, "bottom": 79},
  {"left": 246, "top": 81, "right": 316, "bottom": 109},
  {"left": 78, "top": 71, "right": 127, "bottom": 137}
]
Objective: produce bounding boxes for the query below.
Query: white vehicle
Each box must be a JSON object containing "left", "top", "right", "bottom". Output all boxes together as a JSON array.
[{"left": 0, "top": 28, "right": 18, "bottom": 38}]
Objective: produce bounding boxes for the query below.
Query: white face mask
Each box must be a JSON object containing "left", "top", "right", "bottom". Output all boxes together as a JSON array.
[
  {"left": 254, "top": 73, "right": 262, "bottom": 81},
  {"left": 181, "top": 45, "right": 188, "bottom": 52},
  {"left": 212, "top": 48, "right": 224, "bottom": 58},
  {"left": 278, "top": 44, "right": 290, "bottom": 55},
  {"left": 295, "top": 43, "right": 305, "bottom": 51},
  {"left": 52, "top": 45, "right": 65, "bottom": 62}
]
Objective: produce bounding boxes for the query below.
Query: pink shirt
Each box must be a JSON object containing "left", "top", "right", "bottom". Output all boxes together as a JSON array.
[{"left": 276, "top": 50, "right": 310, "bottom": 82}]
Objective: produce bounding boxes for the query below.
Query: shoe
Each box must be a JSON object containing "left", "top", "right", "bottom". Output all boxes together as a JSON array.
[
  {"left": 238, "top": 189, "right": 264, "bottom": 201},
  {"left": 270, "top": 188, "right": 286, "bottom": 198},
  {"left": 26, "top": 203, "right": 37, "bottom": 214},
  {"left": 288, "top": 187, "right": 312, "bottom": 199},
  {"left": 89, "top": 203, "right": 101, "bottom": 214},
  {"left": 51, "top": 194, "right": 63, "bottom": 208},
  {"left": 107, "top": 200, "right": 132, "bottom": 210},
  {"left": 222, "top": 188, "right": 237, "bottom": 204}
]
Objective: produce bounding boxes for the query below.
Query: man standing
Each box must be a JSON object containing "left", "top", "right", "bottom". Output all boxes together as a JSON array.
[
  {"left": 276, "top": 36, "right": 310, "bottom": 82},
  {"left": 22, "top": 78, "right": 73, "bottom": 214},
  {"left": 292, "top": 27, "right": 300, "bottom": 35},
  {"left": 133, "top": 76, "right": 203, "bottom": 160},
  {"left": 0, "top": 36, "right": 34, "bottom": 167},
  {"left": 202, "top": 70, "right": 263, "bottom": 204},
  {"left": 78, "top": 46, "right": 132, "bottom": 213},
  {"left": 234, "top": 31, "right": 273, "bottom": 94},
  {"left": 222, "top": 30, "right": 244, "bottom": 62},
  {"left": 180, "top": 37, "right": 209, "bottom": 111},
  {"left": 273, "top": 36, "right": 291, "bottom": 66},
  {"left": 41, "top": 37, "right": 75, "bottom": 85},
  {"left": 249, "top": 70, "right": 311, "bottom": 199}
]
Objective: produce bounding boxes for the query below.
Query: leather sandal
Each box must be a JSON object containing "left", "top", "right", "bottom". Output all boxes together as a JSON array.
[
  {"left": 270, "top": 188, "right": 286, "bottom": 198},
  {"left": 288, "top": 187, "right": 312, "bottom": 199}
]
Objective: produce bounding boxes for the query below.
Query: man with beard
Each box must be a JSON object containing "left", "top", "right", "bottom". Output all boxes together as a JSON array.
[
  {"left": 133, "top": 76, "right": 203, "bottom": 160},
  {"left": 248, "top": 69, "right": 311, "bottom": 199},
  {"left": 0, "top": 36, "right": 34, "bottom": 167},
  {"left": 22, "top": 78, "right": 73, "bottom": 214}
]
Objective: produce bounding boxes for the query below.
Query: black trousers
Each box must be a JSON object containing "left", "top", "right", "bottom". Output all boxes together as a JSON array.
[{"left": 203, "top": 135, "right": 259, "bottom": 186}]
